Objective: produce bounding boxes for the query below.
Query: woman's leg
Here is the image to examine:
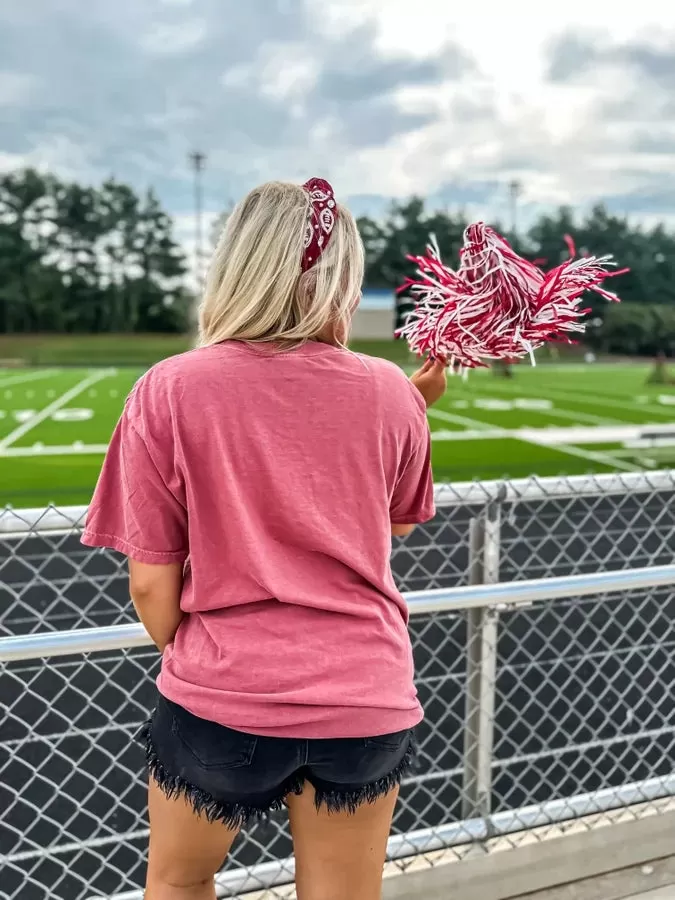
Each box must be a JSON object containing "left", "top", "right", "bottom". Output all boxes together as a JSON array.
[
  {"left": 145, "top": 778, "right": 239, "bottom": 900},
  {"left": 287, "top": 782, "right": 398, "bottom": 900}
]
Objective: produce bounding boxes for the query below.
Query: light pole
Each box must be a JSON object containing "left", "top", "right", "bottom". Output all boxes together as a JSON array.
[
  {"left": 508, "top": 179, "right": 522, "bottom": 240},
  {"left": 189, "top": 151, "right": 206, "bottom": 290}
]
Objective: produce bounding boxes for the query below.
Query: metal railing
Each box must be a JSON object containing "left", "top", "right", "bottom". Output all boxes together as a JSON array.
[{"left": 2, "top": 470, "right": 675, "bottom": 900}]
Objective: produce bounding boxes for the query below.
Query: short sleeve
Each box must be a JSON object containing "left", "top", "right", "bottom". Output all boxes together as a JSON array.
[
  {"left": 81, "top": 406, "right": 188, "bottom": 565},
  {"left": 390, "top": 419, "right": 436, "bottom": 525}
]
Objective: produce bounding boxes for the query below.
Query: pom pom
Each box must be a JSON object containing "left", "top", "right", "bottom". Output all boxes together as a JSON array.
[{"left": 396, "top": 223, "right": 627, "bottom": 370}]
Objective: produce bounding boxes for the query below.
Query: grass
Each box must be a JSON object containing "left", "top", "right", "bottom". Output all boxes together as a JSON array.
[
  {"left": 1, "top": 342, "right": 674, "bottom": 507},
  {"left": 0, "top": 333, "right": 414, "bottom": 367}
]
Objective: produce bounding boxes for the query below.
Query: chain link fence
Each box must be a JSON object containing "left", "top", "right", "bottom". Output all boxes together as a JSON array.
[{"left": 2, "top": 470, "right": 675, "bottom": 900}]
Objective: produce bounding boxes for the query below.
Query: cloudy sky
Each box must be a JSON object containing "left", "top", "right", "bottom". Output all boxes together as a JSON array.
[{"left": 2, "top": 0, "right": 675, "bottom": 251}]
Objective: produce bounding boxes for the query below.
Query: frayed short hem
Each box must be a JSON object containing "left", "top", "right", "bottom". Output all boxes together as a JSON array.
[
  {"left": 140, "top": 719, "right": 417, "bottom": 826},
  {"left": 309, "top": 733, "right": 417, "bottom": 815},
  {"left": 140, "top": 720, "right": 304, "bottom": 831}
]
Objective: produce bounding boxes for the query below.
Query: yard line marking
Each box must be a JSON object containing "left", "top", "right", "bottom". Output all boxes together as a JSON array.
[
  {"left": 515, "top": 435, "right": 642, "bottom": 472},
  {"left": 0, "top": 369, "right": 114, "bottom": 450},
  {"left": 431, "top": 415, "right": 642, "bottom": 471},
  {"left": 545, "top": 383, "right": 673, "bottom": 406},
  {"left": 429, "top": 421, "right": 675, "bottom": 446},
  {"left": 485, "top": 381, "right": 675, "bottom": 419},
  {"left": 431, "top": 428, "right": 506, "bottom": 441},
  {"left": 612, "top": 446, "right": 674, "bottom": 456},
  {"left": 466, "top": 387, "right": 620, "bottom": 425},
  {"left": 428, "top": 419, "right": 644, "bottom": 472},
  {"left": 0, "top": 368, "right": 60, "bottom": 389},
  {"left": 538, "top": 388, "right": 674, "bottom": 419},
  {"left": 528, "top": 406, "right": 621, "bottom": 426},
  {"left": 0, "top": 443, "right": 109, "bottom": 457},
  {"left": 428, "top": 408, "right": 498, "bottom": 430}
]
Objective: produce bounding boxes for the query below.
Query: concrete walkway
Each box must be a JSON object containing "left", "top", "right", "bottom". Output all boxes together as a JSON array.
[
  {"left": 627, "top": 890, "right": 675, "bottom": 900},
  {"left": 504, "top": 856, "right": 675, "bottom": 900}
]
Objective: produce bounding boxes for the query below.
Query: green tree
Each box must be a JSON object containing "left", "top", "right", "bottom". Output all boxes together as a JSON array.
[
  {"left": 358, "top": 198, "right": 467, "bottom": 334},
  {"left": 0, "top": 168, "right": 189, "bottom": 336},
  {"left": 0, "top": 168, "right": 58, "bottom": 332}
]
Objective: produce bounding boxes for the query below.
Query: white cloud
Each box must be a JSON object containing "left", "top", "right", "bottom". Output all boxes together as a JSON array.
[
  {"left": 0, "top": 72, "right": 36, "bottom": 107},
  {"left": 140, "top": 18, "right": 207, "bottom": 55},
  {"left": 0, "top": 135, "right": 97, "bottom": 183},
  {"left": 3, "top": 0, "right": 675, "bottom": 241}
]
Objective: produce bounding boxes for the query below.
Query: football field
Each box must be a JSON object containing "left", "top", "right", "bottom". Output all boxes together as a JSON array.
[{"left": 1, "top": 362, "right": 674, "bottom": 507}]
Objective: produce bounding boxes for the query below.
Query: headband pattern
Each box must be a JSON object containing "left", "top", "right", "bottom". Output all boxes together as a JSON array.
[{"left": 301, "top": 177, "right": 337, "bottom": 272}]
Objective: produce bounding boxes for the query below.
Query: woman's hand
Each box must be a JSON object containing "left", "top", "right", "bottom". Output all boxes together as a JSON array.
[{"left": 410, "top": 358, "right": 448, "bottom": 408}]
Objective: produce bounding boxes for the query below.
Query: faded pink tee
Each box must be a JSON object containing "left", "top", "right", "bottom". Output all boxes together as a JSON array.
[{"left": 82, "top": 341, "right": 435, "bottom": 738}]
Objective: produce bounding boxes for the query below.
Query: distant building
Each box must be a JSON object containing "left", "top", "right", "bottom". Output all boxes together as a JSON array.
[
  {"left": 360, "top": 289, "right": 395, "bottom": 311},
  {"left": 352, "top": 289, "right": 395, "bottom": 339}
]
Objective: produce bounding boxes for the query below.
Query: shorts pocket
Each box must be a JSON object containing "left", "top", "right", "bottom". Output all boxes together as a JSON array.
[
  {"left": 363, "top": 730, "right": 411, "bottom": 752},
  {"left": 168, "top": 701, "right": 257, "bottom": 770}
]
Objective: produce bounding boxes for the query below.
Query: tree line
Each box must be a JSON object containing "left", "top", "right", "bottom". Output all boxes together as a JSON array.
[
  {"left": 356, "top": 198, "right": 675, "bottom": 358},
  {"left": 0, "top": 168, "right": 190, "bottom": 335},
  {"left": 2, "top": 168, "right": 674, "bottom": 356}
]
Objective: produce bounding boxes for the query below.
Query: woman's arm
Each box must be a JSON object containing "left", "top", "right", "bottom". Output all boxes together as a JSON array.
[
  {"left": 129, "top": 560, "right": 184, "bottom": 653},
  {"left": 391, "top": 523, "right": 416, "bottom": 537}
]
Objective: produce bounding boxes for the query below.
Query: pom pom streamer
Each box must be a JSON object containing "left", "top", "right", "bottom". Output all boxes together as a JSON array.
[{"left": 397, "top": 223, "right": 627, "bottom": 370}]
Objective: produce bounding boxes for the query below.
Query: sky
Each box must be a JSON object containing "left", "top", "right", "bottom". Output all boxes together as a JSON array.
[{"left": 2, "top": 0, "right": 675, "bottom": 256}]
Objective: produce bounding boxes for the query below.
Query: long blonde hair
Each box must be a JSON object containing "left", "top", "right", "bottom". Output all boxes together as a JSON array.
[{"left": 198, "top": 181, "right": 364, "bottom": 348}]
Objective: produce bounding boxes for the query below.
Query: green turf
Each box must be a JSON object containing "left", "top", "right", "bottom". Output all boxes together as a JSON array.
[
  {"left": 430, "top": 437, "right": 620, "bottom": 481},
  {"left": 0, "top": 334, "right": 414, "bottom": 367},
  {"left": 0, "top": 454, "right": 108, "bottom": 506},
  {"left": 1, "top": 357, "right": 674, "bottom": 507}
]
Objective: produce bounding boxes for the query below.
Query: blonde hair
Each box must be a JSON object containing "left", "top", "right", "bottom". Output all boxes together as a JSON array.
[{"left": 198, "top": 181, "right": 364, "bottom": 348}]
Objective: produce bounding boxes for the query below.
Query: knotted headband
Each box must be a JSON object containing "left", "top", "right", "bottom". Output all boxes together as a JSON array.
[{"left": 301, "top": 178, "right": 338, "bottom": 272}]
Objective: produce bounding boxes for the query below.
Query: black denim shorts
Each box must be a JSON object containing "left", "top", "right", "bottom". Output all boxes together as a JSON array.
[{"left": 140, "top": 694, "right": 416, "bottom": 830}]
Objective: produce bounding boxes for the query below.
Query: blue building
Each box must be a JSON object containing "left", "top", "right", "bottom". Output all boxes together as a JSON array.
[{"left": 360, "top": 288, "right": 394, "bottom": 311}]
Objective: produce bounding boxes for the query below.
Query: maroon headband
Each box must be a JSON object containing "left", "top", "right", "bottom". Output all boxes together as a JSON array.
[{"left": 301, "top": 177, "right": 337, "bottom": 272}]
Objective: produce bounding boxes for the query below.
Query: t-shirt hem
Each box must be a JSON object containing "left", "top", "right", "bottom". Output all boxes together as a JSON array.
[
  {"left": 81, "top": 530, "right": 188, "bottom": 565},
  {"left": 390, "top": 508, "right": 436, "bottom": 525},
  {"left": 157, "top": 676, "right": 424, "bottom": 739}
]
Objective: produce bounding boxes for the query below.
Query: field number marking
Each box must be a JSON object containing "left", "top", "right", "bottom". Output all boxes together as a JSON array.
[
  {"left": 2, "top": 407, "right": 95, "bottom": 424},
  {"left": 0, "top": 370, "right": 114, "bottom": 450}
]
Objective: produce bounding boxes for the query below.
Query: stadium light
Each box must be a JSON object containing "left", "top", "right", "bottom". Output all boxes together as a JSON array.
[{"left": 189, "top": 151, "right": 207, "bottom": 291}]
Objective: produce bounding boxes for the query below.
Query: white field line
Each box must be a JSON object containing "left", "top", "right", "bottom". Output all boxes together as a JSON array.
[
  {"left": 543, "top": 389, "right": 675, "bottom": 420},
  {"left": 0, "top": 443, "right": 109, "bottom": 458},
  {"left": 524, "top": 406, "right": 620, "bottom": 427},
  {"left": 432, "top": 422, "right": 675, "bottom": 444},
  {"left": 485, "top": 380, "right": 674, "bottom": 420},
  {"left": 465, "top": 392, "right": 619, "bottom": 426},
  {"left": 537, "top": 380, "right": 674, "bottom": 402},
  {"left": 429, "top": 421, "right": 659, "bottom": 472},
  {"left": 525, "top": 363, "right": 649, "bottom": 372},
  {"left": 431, "top": 428, "right": 505, "bottom": 441},
  {"left": 0, "top": 368, "right": 60, "bottom": 389},
  {"left": 0, "top": 369, "right": 115, "bottom": 450},
  {"left": 611, "top": 446, "right": 674, "bottom": 457},
  {"left": 427, "top": 408, "right": 498, "bottom": 430},
  {"left": 521, "top": 435, "right": 642, "bottom": 473}
]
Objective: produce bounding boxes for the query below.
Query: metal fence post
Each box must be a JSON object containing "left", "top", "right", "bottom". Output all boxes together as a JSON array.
[{"left": 462, "top": 491, "right": 503, "bottom": 823}]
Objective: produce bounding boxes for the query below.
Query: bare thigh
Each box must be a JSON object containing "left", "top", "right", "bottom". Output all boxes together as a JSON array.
[
  {"left": 287, "top": 782, "right": 399, "bottom": 900},
  {"left": 145, "top": 778, "right": 239, "bottom": 900}
]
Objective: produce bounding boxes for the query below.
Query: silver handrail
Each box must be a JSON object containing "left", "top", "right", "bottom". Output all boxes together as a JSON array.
[
  {"left": 2, "top": 469, "right": 674, "bottom": 534},
  {"left": 2, "top": 564, "right": 675, "bottom": 662}
]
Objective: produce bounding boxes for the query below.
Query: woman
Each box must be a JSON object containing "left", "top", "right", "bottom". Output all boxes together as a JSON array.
[{"left": 82, "top": 178, "right": 447, "bottom": 900}]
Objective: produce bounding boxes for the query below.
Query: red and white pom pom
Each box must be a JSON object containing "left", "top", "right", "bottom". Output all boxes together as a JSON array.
[{"left": 396, "top": 223, "right": 626, "bottom": 370}]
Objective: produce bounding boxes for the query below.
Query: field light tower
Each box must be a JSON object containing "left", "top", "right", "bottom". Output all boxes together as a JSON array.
[
  {"left": 189, "top": 151, "right": 207, "bottom": 290},
  {"left": 508, "top": 179, "right": 522, "bottom": 239}
]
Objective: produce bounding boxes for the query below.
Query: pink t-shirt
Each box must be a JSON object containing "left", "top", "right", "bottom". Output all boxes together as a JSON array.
[{"left": 82, "top": 341, "right": 435, "bottom": 738}]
